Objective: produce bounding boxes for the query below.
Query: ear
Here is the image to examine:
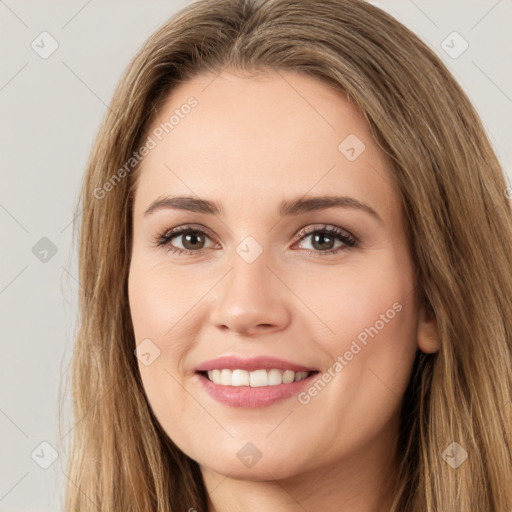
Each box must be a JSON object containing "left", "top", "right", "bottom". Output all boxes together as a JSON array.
[{"left": 417, "top": 302, "right": 441, "bottom": 354}]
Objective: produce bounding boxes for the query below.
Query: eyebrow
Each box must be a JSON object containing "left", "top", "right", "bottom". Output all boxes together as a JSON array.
[{"left": 144, "top": 194, "right": 383, "bottom": 223}]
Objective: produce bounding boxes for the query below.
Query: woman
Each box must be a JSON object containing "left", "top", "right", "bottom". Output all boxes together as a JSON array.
[{"left": 62, "top": 0, "right": 512, "bottom": 510}]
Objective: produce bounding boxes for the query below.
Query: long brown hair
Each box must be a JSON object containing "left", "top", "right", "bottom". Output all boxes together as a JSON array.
[{"left": 60, "top": 0, "right": 512, "bottom": 510}]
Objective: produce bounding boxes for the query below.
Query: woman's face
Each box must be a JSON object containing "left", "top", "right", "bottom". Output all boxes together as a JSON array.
[{"left": 128, "top": 70, "right": 436, "bottom": 482}]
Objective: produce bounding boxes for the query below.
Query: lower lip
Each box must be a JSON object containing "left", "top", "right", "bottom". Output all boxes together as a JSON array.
[{"left": 195, "top": 372, "right": 317, "bottom": 408}]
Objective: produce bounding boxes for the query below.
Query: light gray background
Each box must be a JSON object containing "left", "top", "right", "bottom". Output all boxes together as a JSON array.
[{"left": 1, "top": 1, "right": 511, "bottom": 510}]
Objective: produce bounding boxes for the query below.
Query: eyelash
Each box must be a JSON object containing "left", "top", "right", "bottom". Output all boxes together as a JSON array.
[{"left": 153, "top": 224, "right": 359, "bottom": 258}]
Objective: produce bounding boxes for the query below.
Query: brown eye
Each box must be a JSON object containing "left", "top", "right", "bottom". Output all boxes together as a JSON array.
[
  {"left": 294, "top": 225, "right": 358, "bottom": 256},
  {"left": 177, "top": 230, "right": 208, "bottom": 250},
  {"left": 155, "top": 226, "right": 216, "bottom": 255}
]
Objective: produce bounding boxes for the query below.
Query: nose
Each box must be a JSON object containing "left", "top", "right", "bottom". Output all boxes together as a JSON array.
[{"left": 209, "top": 249, "right": 291, "bottom": 337}]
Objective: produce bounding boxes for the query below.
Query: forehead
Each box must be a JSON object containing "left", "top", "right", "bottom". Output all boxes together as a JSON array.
[{"left": 133, "top": 70, "right": 400, "bottom": 223}]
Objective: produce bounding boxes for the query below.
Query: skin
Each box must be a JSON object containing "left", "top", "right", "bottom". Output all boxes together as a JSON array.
[{"left": 128, "top": 70, "right": 440, "bottom": 512}]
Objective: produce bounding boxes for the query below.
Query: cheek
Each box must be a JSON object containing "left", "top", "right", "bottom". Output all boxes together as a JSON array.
[
  {"left": 128, "top": 259, "right": 187, "bottom": 395},
  {"left": 290, "top": 250, "right": 417, "bottom": 358},
  {"left": 128, "top": 262, "right": 196, "bottom": 445},
  {"left": 295, "top": 253, "right": 418, "bottom": 426},
  {"left": 128, "top": 257, "right": 206, "bottom": 343},
  {"left": 343, "top": 291, "right": 418, "bottom": 395},
  {"left": 128, "top": 257, "right": 214, "bottom": 414},
  {"left": 288, "top": 276, "right": 418, "bottom": 463},
  {"left": 128, "top": 269, "right": 173, "bottom": 342}
]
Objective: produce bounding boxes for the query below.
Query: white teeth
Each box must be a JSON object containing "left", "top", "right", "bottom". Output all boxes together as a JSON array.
[
  {"left": 232, "top": 369, "right": 249, "bottom": 386},
  {"left": 249, "top": 369, "right": 268, "bottom": 387},
  {"left": 205, "top": 369, "right": 311, "bottom": 386},
  {"left": 220, "top": 369, "right": 232, "bottom": 385},
  {"left": 268, "top": 369, "right": 282, "bottom": 386}
]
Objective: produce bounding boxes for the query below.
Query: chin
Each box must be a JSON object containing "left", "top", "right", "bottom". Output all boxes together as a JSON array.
[
  {"left": 199, "top": 435, "right": 315, "bottom": 478},
  {"left": 199, "top": 456, "right": 301, "bottom": 481}
]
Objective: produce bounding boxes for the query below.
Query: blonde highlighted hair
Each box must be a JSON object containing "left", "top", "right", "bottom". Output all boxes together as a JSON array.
[{"left": 61, "top": 0, "right": 512, "bottom": 510}]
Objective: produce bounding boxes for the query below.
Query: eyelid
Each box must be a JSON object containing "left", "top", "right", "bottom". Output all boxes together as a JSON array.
[
  {"left": 294, "top": 223, "right": 355, "bottom": 241},
  {"left": 162, "top": 223, "right": 215, "bottom": 238},
  {"left": 158, "top": 223, "right": 354, "bottom": 241}
]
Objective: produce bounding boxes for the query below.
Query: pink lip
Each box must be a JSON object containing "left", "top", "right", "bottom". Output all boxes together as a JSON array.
[
  {"left": 194, "top": 372, "right": 317, "bottom": 408},
  {"left": 195, "top": 355, "right": 317, "bottom": 373},
  {"left": 194, "top": 355, "right": 319, "bottom": 409}
]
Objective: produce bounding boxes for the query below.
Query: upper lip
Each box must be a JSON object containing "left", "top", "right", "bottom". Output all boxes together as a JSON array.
[{"left": 196, "top": 355, "right": 318, "bottom": 373}]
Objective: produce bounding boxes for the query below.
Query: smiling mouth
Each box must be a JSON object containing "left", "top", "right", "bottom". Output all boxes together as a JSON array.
[{"left": 197, "top": 369, "right": 319, "bottom": 387}]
